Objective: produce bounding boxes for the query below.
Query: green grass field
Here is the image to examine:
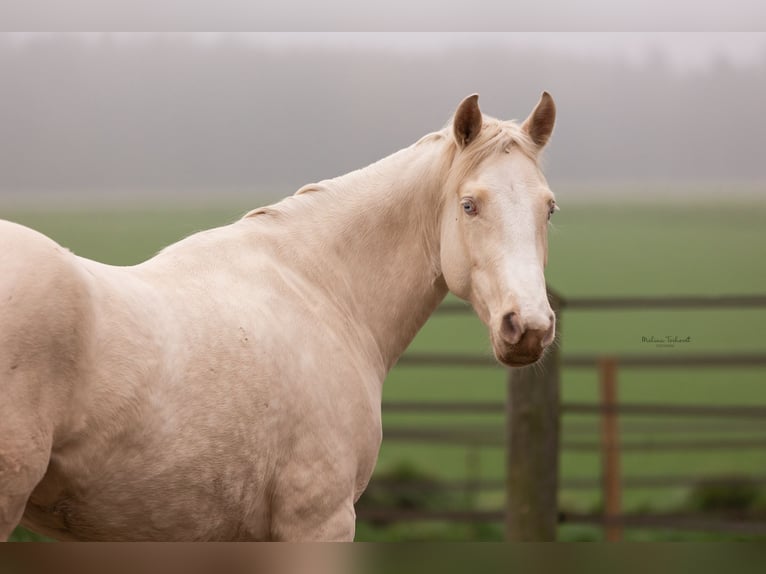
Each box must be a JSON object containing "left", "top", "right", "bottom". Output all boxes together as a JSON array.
[{"left": 3, "top": 189, "right": 765, "bottom": 541}]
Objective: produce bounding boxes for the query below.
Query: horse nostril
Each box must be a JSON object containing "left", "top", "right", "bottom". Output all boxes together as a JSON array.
[
  {"left": 541, "top": 315, "right": 556, "bottom": 347},
  {"left": 500, "top": 312, "right": 523, "bottom": 345}
]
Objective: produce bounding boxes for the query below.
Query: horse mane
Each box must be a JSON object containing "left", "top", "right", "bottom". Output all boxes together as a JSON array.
[{"left": 243, "top": 114, "right": 538, "bottom": 220}]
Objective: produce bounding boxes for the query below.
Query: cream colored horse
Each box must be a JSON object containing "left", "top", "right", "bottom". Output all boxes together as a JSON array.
[{"left": 0, "top": 93, "right": 557, "bottom": 541}]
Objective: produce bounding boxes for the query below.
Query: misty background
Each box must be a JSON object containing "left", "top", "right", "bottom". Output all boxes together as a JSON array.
[{"left": 1, "top": 33, "right": 765, "bottom": 203}]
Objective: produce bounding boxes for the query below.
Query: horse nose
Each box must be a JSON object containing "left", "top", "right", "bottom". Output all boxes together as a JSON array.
[
  {"left": 500, "top": 311, "right": 524, "bottom": 345},
  {"left": 500, "top": 311, "right": 555, "bottom": 348}
]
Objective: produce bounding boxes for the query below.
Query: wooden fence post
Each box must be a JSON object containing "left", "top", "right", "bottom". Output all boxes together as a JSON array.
[
  {"left": 506, "top": 291, "right": 562, "bottom": 541},
  {"left": 599, "top": 357, "right": 622, "bottom": 541}
]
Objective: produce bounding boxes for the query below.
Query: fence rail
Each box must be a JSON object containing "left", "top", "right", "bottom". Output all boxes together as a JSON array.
[
  {"left": 562, "top": 513, "right": 766, "bottom": 535},
  {"left": 383, "top": 400, "right": 766, "bottom": 419},
  {"left": 383, "top": 426, "right": 766, "bottom": 451},
  {"left": 562, "top": 294, "right": 766, "bottom": 310},
  {"left": 398, "top": 352, "right": 766, "bottom": 368},
  {"left": 437, "top": 294, "right": 766, "bottom": 312},
  {"left": 357, "top": 507, "right": 766, "bottom": 536},
  {"left": 562, "top": 402, "right": 766, "bottom": 418},
  {"left": 368, "top": 475, "right": 766, "bottom": 492}
]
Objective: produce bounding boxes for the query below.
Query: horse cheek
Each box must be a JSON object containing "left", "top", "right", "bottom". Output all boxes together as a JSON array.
[{"left": 440, "top": 229, "right": 472, "bottom": 300}]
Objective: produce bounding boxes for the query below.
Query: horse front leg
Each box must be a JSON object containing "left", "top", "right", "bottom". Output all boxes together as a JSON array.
[
  {"left": 269, "top": 494, "right": 357, "bottom": 542},
  {"left": 0, "top": 450, "right": 52, "bottom": 540},
  {"left": 267, "top": 456, "right": 358, "bottom": 541},
  {"left": 0, "top": 393, "right": 53, "bottom": 540}
]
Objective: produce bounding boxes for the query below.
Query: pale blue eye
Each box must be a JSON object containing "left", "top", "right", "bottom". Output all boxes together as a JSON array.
[{"left": 461, "top": 199, "right": 477, "bottom": 215}]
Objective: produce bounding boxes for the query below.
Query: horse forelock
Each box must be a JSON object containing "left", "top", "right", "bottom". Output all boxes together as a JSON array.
[{"left": 444, "top": 115, "right": 539, "bottom": 195}]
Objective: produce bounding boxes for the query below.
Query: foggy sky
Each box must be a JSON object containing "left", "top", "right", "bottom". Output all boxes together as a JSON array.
[
  {"left": 1, "top": 33, "right": 765, "bottom": 200},
  {"left": 3, "top": 1, "right": 766, "bottom": 31}
]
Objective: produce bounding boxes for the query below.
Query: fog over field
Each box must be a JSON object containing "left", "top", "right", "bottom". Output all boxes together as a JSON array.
[{"left": 1, "top": 33, "right": 764, "bottom": 200}]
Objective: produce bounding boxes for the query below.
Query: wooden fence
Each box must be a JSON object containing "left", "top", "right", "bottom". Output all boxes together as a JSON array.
[{"left": 358, "top": 292, "right": 766, "bottom": 540}]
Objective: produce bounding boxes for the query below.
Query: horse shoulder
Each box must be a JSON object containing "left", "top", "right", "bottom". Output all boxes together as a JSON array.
[
  {"left": 0, "top": 220, "right": 94, "bottom": 396},
  {"left": 0, "top": 220, "right": 95, "bottom": 537}
]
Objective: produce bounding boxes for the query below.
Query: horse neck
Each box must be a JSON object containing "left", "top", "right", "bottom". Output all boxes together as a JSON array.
[{"left": 289, "top": 136, "right": 452, "bottom": 374}]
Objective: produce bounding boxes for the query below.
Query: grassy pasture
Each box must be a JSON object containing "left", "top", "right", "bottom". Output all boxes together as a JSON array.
[{"left": 2, "top": 189, "right": 765, "bottom": 541}]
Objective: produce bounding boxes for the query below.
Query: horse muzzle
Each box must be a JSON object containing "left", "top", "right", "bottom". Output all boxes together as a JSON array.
[{"left": 491, "top": 310, "right": 555, "bottom": 367}]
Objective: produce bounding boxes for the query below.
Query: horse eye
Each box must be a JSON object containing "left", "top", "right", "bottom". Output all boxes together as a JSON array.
[
  {"left": 461, "top": 198, "right": 477, "bottom": 216},
  {"left": 548, "top": 201, "right": 558, "bottom": 220}
]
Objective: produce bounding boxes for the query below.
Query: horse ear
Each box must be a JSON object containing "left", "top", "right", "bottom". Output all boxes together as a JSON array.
[
  {"left": 453, "top": 93, "right": 482, "bottom": 148},
  {"left": 522, "top": 91, "right": 556, "bottom": 149}
]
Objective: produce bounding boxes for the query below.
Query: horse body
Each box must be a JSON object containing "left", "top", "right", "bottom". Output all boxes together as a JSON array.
[
  {"left": 4, "top": 219, "right": 390, "bottom": 540},
  {"left": 0, "top": 93, "right": 557, "bottom": 540}
]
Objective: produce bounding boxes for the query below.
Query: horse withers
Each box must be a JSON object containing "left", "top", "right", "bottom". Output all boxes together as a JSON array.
[{"left": 0, "top": 92, "right": 557, "bottom": 541}]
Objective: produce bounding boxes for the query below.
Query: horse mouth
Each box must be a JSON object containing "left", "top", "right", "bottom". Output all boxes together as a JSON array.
[
  {"left": 492, "top": 343, "right": 544, "bottom": 367},
  {"left": 497, "top": 354, "right": 543, "bottom": 368}
]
